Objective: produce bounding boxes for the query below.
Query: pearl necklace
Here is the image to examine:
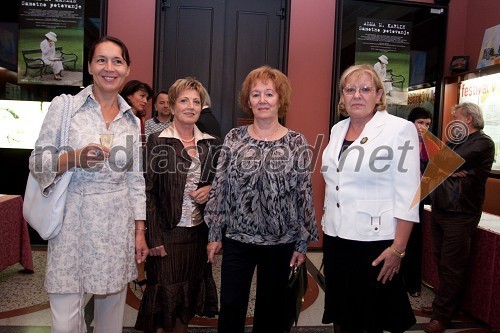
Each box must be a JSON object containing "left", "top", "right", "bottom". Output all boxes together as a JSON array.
[
  {"left": 180, "top": 136, "right": 195, "bottom": 143},
  {"left": 251, "top": 124, "right": 281, "bottom": 141}
]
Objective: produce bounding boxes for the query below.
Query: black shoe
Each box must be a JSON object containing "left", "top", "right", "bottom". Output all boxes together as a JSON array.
[
  {"left": 425, "top": 319, "right": 446, "bottom": 333},
  {"left": 132, "top": 278, "right": 147, "bottom": 294}
]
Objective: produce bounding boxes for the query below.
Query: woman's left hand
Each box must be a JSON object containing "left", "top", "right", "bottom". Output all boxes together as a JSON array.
[
  {"left": 289, "top": 251, "right": 306, "bottom": 267},
  {"left": 135, "top": 231, "right": 149, "bottom": 264},
  {"left": 190, "top": 185, "right": 211, "bottom": 204},
  {"left": 372, "top": 247, "right": 402, "bottom": 284}
]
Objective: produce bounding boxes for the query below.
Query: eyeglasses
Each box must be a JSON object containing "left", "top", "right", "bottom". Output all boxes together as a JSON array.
[{"left": 343, "top": 86, "right": 376, "bottom": 95}]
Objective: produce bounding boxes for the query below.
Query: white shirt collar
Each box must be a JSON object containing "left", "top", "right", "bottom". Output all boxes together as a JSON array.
[{"left": 158, "top": 123, "right": 215, "bottom": 142}]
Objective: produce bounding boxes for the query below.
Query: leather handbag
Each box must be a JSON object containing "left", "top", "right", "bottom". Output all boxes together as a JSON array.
[
  {"left": 286, "top": 262, "right": 308, "bottom": 330},
  {"left": 23, "top": 94, "right": 73, "bottom": 240}
]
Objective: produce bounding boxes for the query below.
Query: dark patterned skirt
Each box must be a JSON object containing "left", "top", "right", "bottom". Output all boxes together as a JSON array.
[
  {"left": 135, "top": 223, "right": 218, "bottom": 332},
  {"left": 322, "top": 234, "right": 415, "bottom": 333}
]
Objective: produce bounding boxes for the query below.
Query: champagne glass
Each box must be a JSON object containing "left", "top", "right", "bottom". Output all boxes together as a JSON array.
[
  {"left": 99, "top": 132, "right": 114, "bottom": 148},
  {"left": 99, "top": 129, "right": 114, "bottom": 159}
]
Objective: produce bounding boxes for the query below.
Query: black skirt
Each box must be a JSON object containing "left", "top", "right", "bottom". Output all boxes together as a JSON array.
[
  {"left": 322, "top": 234, "right": 415, "bottom": 333},
  {"left": 135, "top": 223, "right": 218, "bottom": 332}
]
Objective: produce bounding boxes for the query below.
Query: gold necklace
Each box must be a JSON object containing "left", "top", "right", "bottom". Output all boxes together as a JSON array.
[{"left": 252, "top": 124, "right": 281, "bottom": 141}]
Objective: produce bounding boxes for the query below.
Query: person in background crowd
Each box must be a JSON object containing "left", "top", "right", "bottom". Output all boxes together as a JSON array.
[
  {"left": 136, "top": 77, "right": 219, "bottom": 333},
  {"left": 145, "top": 90, "right": 172, "bottom": 141},
  {"left": 423, "top": 102, "right": 495, "bottom": 333},
  {"left": 29, "top": 35, "right": 147, "bottom": 333},
  {"left": 196, "top": 86, "right": 221, "bottom": 138},
  {"left": 321, "top": 64, "right": 420, "bottom": 333},
  {"left": 205, "top": 65, "right": 318, "bottom": 333},
  {"left": 40, "top": 31, "right": 64, "bottom": 81},
  {"left": 120, "top": 81, "right": 153, "bottom": 292},
  {"left": 402, "top": 106, "right": 438, "bottom": 298},
  {"left": 121, "top": 80, "right": 153, "bottom": 143}
]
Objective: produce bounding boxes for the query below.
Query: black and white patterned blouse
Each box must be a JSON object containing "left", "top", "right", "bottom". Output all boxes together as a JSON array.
[{"left": 204, "top": 126, "right": 318, "bottom": 253}]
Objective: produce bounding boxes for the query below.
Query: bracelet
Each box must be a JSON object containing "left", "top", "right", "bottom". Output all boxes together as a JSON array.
[
  {"left": 389, "top": 246, "right": 405, "bottom": 258},
  {"left": 135, "top": 227, "right": 147, "bottom": 232}
]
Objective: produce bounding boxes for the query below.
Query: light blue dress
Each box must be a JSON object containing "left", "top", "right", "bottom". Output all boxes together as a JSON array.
[{"left": 29, "top": 85, "right": 146, "bottom": 294}]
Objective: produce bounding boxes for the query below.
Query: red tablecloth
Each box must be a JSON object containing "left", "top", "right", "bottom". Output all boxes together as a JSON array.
[
  {"left": 0, "top": 195, "right": 34, "bottom": 272},
  {"left": 422, "top": 208, "right": 500, "bottom": 332}
]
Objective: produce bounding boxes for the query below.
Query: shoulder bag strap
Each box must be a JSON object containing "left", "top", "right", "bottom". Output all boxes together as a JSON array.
[{"left": 59, "top": 94, "right": 73, "bottom": 150}]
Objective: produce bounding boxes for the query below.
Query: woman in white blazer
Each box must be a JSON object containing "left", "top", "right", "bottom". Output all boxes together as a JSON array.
[{"left": 321, "top": 64, "right": 420, "bottom": 333}]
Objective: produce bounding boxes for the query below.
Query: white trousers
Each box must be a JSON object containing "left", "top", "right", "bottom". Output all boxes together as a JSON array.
[
  {"left": 49, "top": 287, "right": 127, "bottom": 333},
  {"left": 45, "top": 60, "right": 64, "bottom": 75}
]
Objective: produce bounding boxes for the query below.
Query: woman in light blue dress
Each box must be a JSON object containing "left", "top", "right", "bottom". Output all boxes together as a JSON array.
[{"left": 29, "top": 36, "right": 148, "bottom": 333}]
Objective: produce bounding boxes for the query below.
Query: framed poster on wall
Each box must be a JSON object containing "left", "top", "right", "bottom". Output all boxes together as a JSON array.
[
  {"left": 17, "top": 0, "right": 85, "bottom": 86},
  {"left": 331, "top": 0, "right": 448, "bottom": 135},
  {"left": 354, "top": 17, "right": 412, "bottom": 105},
  {"left": 0, "top": 0, "right": 107, "bottom": 102},
  {"left": 476, "top": 24, "right": 500, "bottom": 69}
]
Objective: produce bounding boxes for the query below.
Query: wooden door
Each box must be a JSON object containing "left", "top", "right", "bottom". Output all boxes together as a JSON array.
[{"left": 154, "top": 0, "right": 289, "bottom": 136}]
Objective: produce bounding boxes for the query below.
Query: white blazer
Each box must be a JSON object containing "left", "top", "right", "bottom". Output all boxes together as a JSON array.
[{"left": 321, "top": 111, "right": 420, "bottom": 241}]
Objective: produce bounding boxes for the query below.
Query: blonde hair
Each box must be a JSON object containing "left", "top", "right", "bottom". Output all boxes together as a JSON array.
[
  {"left": 168, "top": 77, "right": 206, "bottom": 109},
  {"left": 338, "top": 64, "right": 386, "bottom": 117}
]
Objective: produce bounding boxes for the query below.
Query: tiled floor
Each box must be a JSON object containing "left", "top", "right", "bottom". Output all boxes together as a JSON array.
[{"left": 0, "top": 248, "right": 494, "bottom": 332}]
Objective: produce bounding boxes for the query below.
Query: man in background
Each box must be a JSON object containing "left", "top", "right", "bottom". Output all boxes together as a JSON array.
[{"left": 424, "top": 102, "right": 495, "bottom": 333}]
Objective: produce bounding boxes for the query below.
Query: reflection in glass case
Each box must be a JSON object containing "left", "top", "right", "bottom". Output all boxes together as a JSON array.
[{"left": 0, "top": 99, "right": 50, "bottom": 149}]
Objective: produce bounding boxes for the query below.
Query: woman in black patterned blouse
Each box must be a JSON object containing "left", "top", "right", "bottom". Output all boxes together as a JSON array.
[{"left": 205, "top": 65, "right": 319, "bottom": 333}]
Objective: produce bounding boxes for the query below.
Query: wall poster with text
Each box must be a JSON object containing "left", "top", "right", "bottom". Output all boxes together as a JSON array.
[
  {"left": 459, "top": 74, "right": 500, "bottom": 173},
  {"left": 17, "top": 0, "right": 84, "bottom": 86},
  {"left": 354, "top": 17, "right": 411, "bottom": 106}
]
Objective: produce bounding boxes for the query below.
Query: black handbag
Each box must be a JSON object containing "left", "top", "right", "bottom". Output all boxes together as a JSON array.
[{"left": 286, "top": 263, "right": 308, "bottom": 331}]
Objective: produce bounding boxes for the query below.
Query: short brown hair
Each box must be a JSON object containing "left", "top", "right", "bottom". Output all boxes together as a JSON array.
[
  {"left": 239, "top": 66, "right": 291, "bottom": 118},
  {"left": 168, "top": 77, "right": 206, "bottom": 109},
  {"left": 338, "top": 64, "right": 386, "bottom": 117}
]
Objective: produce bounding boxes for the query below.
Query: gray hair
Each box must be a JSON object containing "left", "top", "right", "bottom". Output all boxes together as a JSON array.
[
  {"left": 453, "top": 102, "right": 484, "bottom": 129},
  {"left": 203, "top": 86, "right": 211, "bottom": 108}
]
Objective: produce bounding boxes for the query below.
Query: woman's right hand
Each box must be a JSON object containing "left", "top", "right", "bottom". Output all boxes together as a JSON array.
[
  {"left": 76, "top": 143, "right": 110, "bottom": 168},
  {"left": 207, "top": 241, "right": 222, "bottom": 264},
  {"left": 58, "top": 143, "right": 110, "bottom": 173},
  {"left": 149, "top": 245, "right": 167, "bottom": 257}
]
